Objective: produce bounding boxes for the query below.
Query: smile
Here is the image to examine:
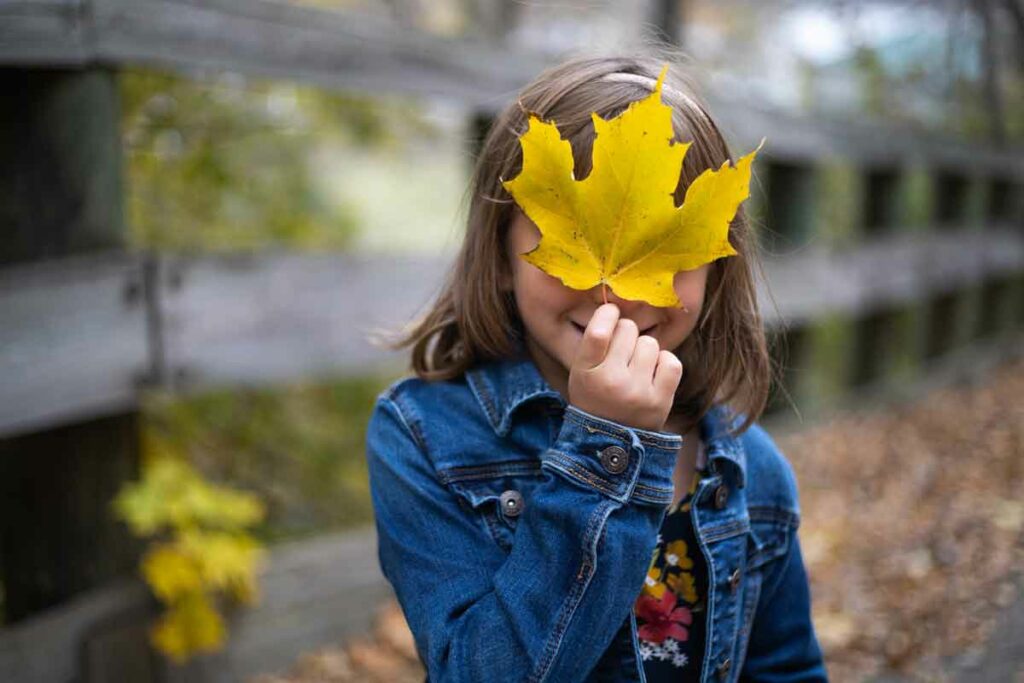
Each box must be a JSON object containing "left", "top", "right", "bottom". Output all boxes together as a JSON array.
[{"left": 570, "top": 321, "right": 657, "bottom": 337}]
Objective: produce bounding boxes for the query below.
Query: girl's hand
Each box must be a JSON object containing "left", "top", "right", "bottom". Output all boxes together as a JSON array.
[{"left": 568, "top": 303, "right": 683, "bottom": 433}]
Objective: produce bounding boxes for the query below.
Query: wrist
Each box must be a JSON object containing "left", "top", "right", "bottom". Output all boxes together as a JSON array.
[{"left": 541, "top": 404, "right": 683, "bottom": 507}]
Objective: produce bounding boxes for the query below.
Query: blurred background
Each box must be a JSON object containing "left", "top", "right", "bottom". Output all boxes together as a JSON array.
[{"left": 1, "top": 0, "right": 1022, "bottom": 681}]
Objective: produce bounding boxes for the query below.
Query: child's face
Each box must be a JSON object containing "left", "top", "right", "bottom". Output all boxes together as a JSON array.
[{"left": 504, "top": 209, "right": 710, "bottom": 398}]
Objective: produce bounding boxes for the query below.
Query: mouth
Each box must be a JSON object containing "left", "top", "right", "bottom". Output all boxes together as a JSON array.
[{"left": 570, "top": 320, "right": 657, "bottom": 337}]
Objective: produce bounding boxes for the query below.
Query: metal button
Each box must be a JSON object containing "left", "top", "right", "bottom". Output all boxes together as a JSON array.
[
  {"left": 598, "top": 445, "right": 629, "bottom": 474},
  {"left": 729, "top": 568, "right": 742, "bottom": 593},
  {"left": 713, "top": 484, "right": 729, "bottom": 509},
  {"left": 499, "top": 489, "right": 524, "bottom": 518},
  {"left": 716, "top": 657, "right": 732, "bottom": 680}
]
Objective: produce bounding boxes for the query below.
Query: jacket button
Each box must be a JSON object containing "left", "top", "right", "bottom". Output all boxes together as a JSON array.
[
  {"left": 598, "top": 445, "right": 629, "bottom": 474},
  {"left": 729, "top": 568, "right": 742, "bottom": 593},
  {"left": 713, "top": 484, "right": 729, "bottom": 509},
  {"left": 499, "top": 489, "right": 524, "bottom": 517},
  {"left": 717, "top": 657, "right": 732, "bottom": 680}
]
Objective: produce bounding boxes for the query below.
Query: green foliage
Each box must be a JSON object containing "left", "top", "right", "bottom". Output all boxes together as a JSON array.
[
  {"left": 120, "top": 69, "right": 390, "bottom": 252},
  {"left": 819, "top": 160, "right": 860, "bottom": 247},
  {"left": 138, "top": 371, "right": 399, "bottom": 543},
  {"left": 853, "top": 46, "right": 890, "bottom": 119},
  {"left": 900, "top": 167, "right": 933, "bottom": 230}
]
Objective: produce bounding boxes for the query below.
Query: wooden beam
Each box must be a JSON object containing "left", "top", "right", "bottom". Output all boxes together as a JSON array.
[
  {"left": 3, "top": 1, "right": 1024, "bottom": 167},
  {"left": 709, "top": 94, "right": 1024, "bottom": 175},
  {"left": 0, "top": 0, "right": 547, "bottom": 107},
  {"left": 0, "top": 250, "right": 148, "bottom": 439},
  {"left": 2, "top": 230, "right": 1021, "bottom": 438},
  {"left": 0, "top": 525, "right": 394, "bottom": 683},
  {"left": 0, "top": 67, "right": 143, "bottom": 625}
]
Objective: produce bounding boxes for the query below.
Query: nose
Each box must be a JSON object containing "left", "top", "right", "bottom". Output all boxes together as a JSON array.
[{"left": 588, "top": 283, "right": 643, "bottom": 314}]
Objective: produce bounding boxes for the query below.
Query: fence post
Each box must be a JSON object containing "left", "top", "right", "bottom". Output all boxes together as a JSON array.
[{"left": 0, "top": 68, "right": 144, "bottom": 626}]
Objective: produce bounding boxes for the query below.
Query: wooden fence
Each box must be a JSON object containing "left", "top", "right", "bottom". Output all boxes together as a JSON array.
[
  {"left": 2, "top": 228, "right": 1022, "bottom": 438},
  {"left": 2, "top": 1, "right": 1023, "bottom": 681}
]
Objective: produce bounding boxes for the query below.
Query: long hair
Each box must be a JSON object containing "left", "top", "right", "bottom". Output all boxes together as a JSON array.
[{"left": 374, "top": 50, "right": 775, "bottom": 438}]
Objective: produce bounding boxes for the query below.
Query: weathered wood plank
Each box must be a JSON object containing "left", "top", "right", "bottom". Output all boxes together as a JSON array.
[
  {"left": 0, "top": 249, "right": 149, "bottom": 438},
  {"left": 0, "top": 525, "right": 394, "bottom": 683},
  {"left": 710, "top": 95, "right": 1024, "bottom": 174},
  {"left": 2, "top": 230, "right": 1022, "bottom": 437},
  {"left": 3, "top": 1, "right": 1024, "bottom": 169},
  {"left": 0, "top": 571, "right": 154, "bottom": 682},
  {"left": 159, "top": 250, "right": 451, "bottom": 391},
  {"left": 0, "top": 0, "right": 545, "bottom": 107},
  {"left": 761, "top": 227, "right": 1024, "bottom": 325},
  {"left": 6, "top": 1, "right": 1024, "bottom": 167}
]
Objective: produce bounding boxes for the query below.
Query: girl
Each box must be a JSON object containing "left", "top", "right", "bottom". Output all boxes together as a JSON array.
[{"left": 365, "top": 52, "right": 828, "bottom": 682}]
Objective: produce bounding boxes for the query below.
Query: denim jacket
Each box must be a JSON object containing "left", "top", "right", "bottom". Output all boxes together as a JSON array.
[{"left": 365, "top": 351, "right": 828, "bottom": 682}]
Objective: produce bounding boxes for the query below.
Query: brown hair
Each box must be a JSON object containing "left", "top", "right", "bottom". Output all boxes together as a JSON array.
[{"left": 375, "top": 50, "right": 775, "bottom": 438}]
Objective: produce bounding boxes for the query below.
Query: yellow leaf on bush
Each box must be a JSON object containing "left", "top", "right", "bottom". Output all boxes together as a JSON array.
[
  {"left": 112, "top": 454, "right": 267, "bottom": 663},
  {"left": 150, "top": 592, "right": 226, "bottom": 663},
  {"left": 180, "top": 529, "right": 266, "bottom": 604},
  {"left": 142, "top": 544, "right": 204, "bottom": 602},
  {"left": 502, "top": 64, "right": 761, "bottom": 307},
  {"left": 113, "top": 456, "right": 265, "bottom": 535}
]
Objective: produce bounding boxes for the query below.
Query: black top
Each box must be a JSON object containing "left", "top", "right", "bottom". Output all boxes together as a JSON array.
[{"left": 633, "top": 442, "right": 710, "bottom": 680}]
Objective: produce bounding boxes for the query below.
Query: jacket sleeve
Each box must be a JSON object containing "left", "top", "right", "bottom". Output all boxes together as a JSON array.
[
  {"left": 365, "top": 394, "right": 682, "bottom": 683},
  {"left": 739, "top": 526, "right": 829, "bottom": 682}
]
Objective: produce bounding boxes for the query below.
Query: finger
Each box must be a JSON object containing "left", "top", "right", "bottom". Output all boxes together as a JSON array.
[
  {"left": 628, "top": 334, "right": 660, "bottom": 380},
  {"left": 653, "top": 350, "right": 683, "bottom": 396},
  {"left": 603, "top": 317, "right": 639, "bottom": 369},
  {"left": 575, "top": 303, "right": 620, "bottom": 369}
]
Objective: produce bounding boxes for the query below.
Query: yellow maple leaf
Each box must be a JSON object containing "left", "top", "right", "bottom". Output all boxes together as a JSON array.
[
  {"left": 502, "top": 64, "right": 762, "bottom": 307},
  {"left": 180, "top": 529, "right": 266, "bottom": 605},
  {"left": 150, "top": 592, "right": 226, "bottom": 663},
  {"left": 142, "top": 544, "right": 204, "bottom": 602}
]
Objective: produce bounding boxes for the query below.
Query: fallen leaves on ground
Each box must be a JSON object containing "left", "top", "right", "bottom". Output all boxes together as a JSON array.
[
  {"left": 249, "top": 601, "right": 424, "bottom": 683},
  {"left": 784, "top": 356, "right": 1024, "bottom": 681}
]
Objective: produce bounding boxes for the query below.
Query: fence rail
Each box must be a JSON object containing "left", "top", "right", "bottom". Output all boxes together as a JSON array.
[
  {"left": 0, "top": 525, "right": 393, "bottom": 683},
  {"left": 0, "top": 0, "right": 544, "bottom": 106},
  {"left": 2, "top": 228, "right": 1022, "bottom": 439}
]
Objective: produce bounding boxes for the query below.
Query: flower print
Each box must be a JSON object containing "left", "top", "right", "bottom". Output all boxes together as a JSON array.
[
  {"left": 638, "top": 638, "right": 690, "bottom": 668},
  {"left": 664, "top": 539, "right": 694, "bottom": 569},
  {"left": 641, "top": 564, "right": 667, "bottom": 599},
  {"left": 667, "top": 570, "right": 698, "bottom": 603},
  {"left": 635, "top": 588, "right": 693, "bottom": 643}
]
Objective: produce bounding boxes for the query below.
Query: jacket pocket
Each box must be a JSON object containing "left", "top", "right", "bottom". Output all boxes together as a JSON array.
[
  {"left": 440, "top": 460, "right": 546, "bottom": 553},
  {"left": 745, "top": 507, "right": 795, "bottom": 571}
]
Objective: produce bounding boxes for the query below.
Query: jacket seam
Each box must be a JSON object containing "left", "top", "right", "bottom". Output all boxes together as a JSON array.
[
  {"left": 438, "top": 461, "right": 543, "bottom": 484},
  {"left": 702, "top": 518, "right": 751, "bottom": 543},
  {"left": 379, "top": 393, "right": 429, "bottom": 455},
  {"left": 564, "top": 406, "right": 681, "bottom": 450},
  {"left": 747, "top": 505, "right": 800, "bottom": 528},
  {"left": 466, "top": 370, "right": 502, "bottom": 433},
  {"left": 528, "top": 500, "right": 615, "bottom": 683},
  {"left": 543, "top": 450, "right": 622, "bottom": 499}
]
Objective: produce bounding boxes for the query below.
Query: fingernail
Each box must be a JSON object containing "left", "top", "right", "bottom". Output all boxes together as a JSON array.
[{"left": 592, "top": 305, "right": 616, "bottom": 334}]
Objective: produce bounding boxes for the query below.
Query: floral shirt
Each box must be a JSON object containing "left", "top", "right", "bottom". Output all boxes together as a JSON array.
[{"left": 633, "top": 439, "right": 709, "bottom": 680}]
